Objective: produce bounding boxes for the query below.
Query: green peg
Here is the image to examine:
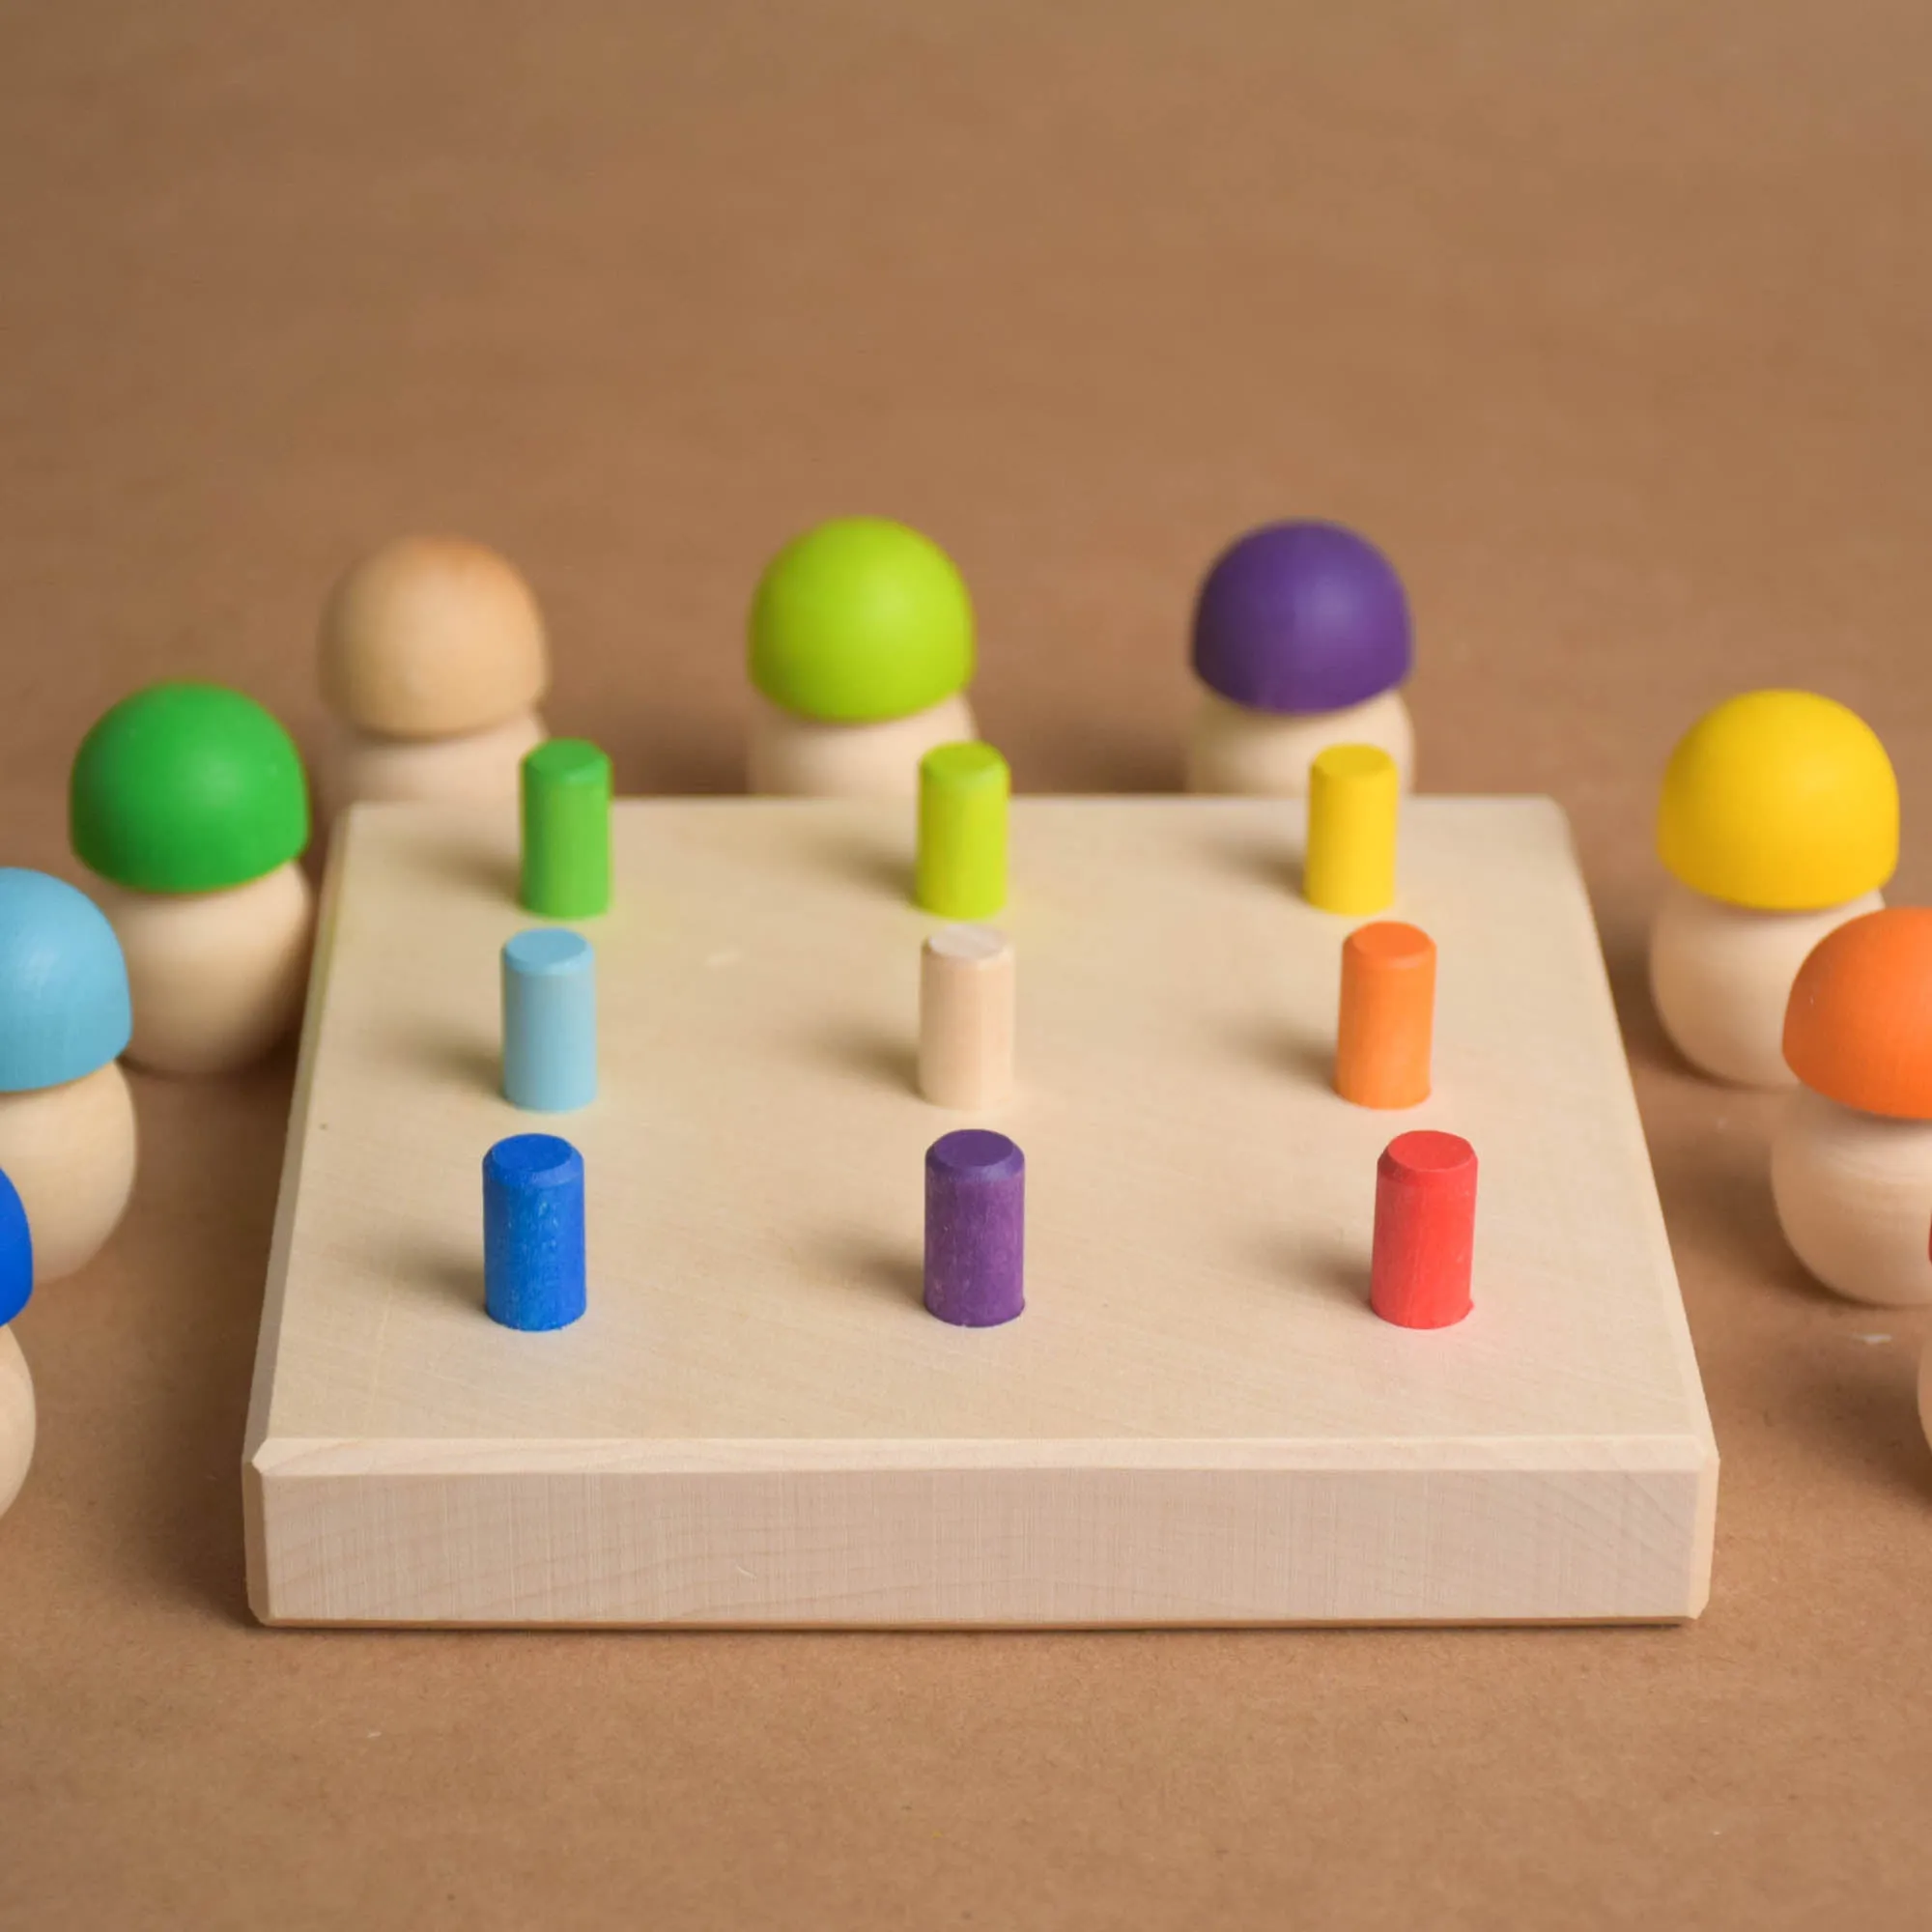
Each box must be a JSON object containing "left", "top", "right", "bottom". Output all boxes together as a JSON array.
[{"left": 520, "top": 738, "right": 611, "bottom": 919}]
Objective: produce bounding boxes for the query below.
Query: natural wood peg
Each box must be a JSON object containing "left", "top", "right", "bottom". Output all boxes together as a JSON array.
[{"left": 919, "top": 924, "right": 1015, "bottom": 1110}]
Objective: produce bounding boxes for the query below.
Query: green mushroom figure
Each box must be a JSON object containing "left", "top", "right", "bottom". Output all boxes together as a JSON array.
[
  {"left": 747, "top": 516, "right": 979, "bottom": 797},
  {"left": 71, "top": 681, "right": 316, "bottom": 1076}
]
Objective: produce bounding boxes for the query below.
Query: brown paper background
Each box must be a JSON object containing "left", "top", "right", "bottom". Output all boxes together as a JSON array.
[{"left": 2, "top": 4, "right": 1930, "bottom": 1925}]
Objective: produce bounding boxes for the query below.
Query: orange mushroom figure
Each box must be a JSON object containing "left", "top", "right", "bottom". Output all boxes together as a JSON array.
[{"left": 1774, "top": 907, "right": 1932, "bottom": 1304}]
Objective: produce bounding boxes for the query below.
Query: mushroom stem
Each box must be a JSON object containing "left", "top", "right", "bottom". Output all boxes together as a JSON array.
[
  {"left": 93, "top": 862, "right": 316, "bottom": 1075},
  {"left": 317, "top": 707, "right": 546, "bottom": 823},
  {"left": 1771, "top": 1088, "right": 1932, "bottom": 1305},
  {"left": 1183, "top": 686, "right": 1413, "bottom": 797},
  {"left": 0, "top": 1063, "right": 136, "bottom": 1281},
  {"left": 1649, "top": 881, "right": 1883, "bottom": 1087},
  {"left": 747, "top": 689, "right": 978, "bottom": 799},
  {"left": 0, "top": 1326, "right": 32, "bottom": 1520}
]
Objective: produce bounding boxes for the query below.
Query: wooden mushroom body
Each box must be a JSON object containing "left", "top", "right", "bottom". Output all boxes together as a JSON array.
[
  {"left": 0, "top": 870, "right": 136, "bottom": 1281},
  {"left": 0, "top": 1328, "right": 32, "bottom": 1521},
  {"left": 1183, "top": 521, "right": 1416, "bottom": 798},
  {"left": 746, "top": 689, "right": 978, "bottom": 799},
  {"left": 747, "top": 517, "right": 978, "bottom": 799},
  {"left": 71, "top": 682, "right": 316, "bottom": 1076},
  {"left": 1651, "top": 691, "right": 1898, "bottom": 1087},
  {"left": 1650, "top": 884, "right": 1885, "bottom": 1088},
  {"left": 317, "top": 535, "right": 551, "bottom": 817},
  {"left": 1186, "top": 686, "right": 1413, "bottom": 795},
  {"left": 1773, "top": 908, "right": 1932, "bottom": 1305},
  {"left": 319, "top": 708, "right": 547, "bottom": 814},
  {"left": 0, "top": 1171, "right": 36, "bottom": 1519}
]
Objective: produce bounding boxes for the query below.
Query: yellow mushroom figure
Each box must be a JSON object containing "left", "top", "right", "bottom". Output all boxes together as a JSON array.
[{"left": 1649, "top": 691, "right": 1898, "bottom": 1088}]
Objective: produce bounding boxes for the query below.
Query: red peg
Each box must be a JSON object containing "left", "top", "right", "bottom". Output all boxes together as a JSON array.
[{"left": 1370, "top": 1130, "right": 1477, "bottom": 1329}]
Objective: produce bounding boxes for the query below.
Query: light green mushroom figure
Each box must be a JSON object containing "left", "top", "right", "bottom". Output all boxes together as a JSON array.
[
  {"left": 71, "top": 681, "right": 315, "bottom": 1076},
  {"left": 747, "top": 517, "right": 978, "bottom": 797}
]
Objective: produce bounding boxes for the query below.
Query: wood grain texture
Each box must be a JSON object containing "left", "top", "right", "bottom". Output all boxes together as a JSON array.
[{"left": 244, "top": 795, "right": 1715, "bottom": 1625}]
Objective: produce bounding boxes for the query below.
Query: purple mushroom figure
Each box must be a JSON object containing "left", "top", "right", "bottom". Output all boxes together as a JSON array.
[{"left": 1184, "top": 521, "right": 1416, "bottom": 796}]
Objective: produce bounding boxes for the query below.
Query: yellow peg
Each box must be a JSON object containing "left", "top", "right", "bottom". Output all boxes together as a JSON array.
[{"left": 1303, "top": 744, "right": 1399, "bottom": 915}]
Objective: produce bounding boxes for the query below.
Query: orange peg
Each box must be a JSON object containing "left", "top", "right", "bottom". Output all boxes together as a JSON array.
[{"left": 1334, "top": 921, "right": 1436, "bottom": 1109}]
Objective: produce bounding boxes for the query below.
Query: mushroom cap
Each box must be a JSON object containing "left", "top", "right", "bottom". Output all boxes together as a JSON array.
[
  {"left": 71, "top": 681, "right": 310, "bottom": 894},
  {"left": 0, "top": 868, "right": 131, "bottom": 1092},
  {"left": 1658, "top": 691, "right": 1897, "bottom": 911},
  {"left": 320, "top": 536, "right": 550, "bottom": 739},
  {"left": 1190, "top": 521, "right": 1412, "bottom": 715},
  {"left": 0, "top": 1170, "right": 29, "bottom": 1327},
  {"left": 1784, "top": 907, "right": 1932, "bottom": 1118},
  {"left": 749, "top": 517, "right": 975, "bottom": 724}
]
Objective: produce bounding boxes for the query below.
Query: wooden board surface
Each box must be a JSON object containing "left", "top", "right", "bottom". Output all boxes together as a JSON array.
[{"left": 243, "top": 796, "right": 1716, "bottom": 1625}]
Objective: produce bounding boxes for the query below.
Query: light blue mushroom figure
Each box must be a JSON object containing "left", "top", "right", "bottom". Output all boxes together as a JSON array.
[{"left": 0, "top": 868, "right": 134, "bottom": 1281}]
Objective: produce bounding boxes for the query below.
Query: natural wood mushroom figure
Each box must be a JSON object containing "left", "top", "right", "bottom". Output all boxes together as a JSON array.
[
  {"left": 317, "top": 535, "right": 551, "bottom": 820},
  {"left": 71, "top": 681, "right": 315, "bottom": 1076},
  {"left": 1651, "top": 690, "right": 1897, "bottom": 1087},
  {"left": 1184, "top": 520, "right": 1416, "bottom": 796},
  {"left": 747, "top": 516, "right": 978, "bottom": 798},
  {"left": 1774, "top": 907, "right": 1932, "bottom": 1305},
  {"left": 0, "top": 868, "right": 135, "bottom": 1281}
]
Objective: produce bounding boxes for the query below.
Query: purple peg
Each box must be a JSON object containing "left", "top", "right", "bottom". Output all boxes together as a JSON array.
[{"left": 923, "top": 1129, "right": 1025, "bottom": 1327}]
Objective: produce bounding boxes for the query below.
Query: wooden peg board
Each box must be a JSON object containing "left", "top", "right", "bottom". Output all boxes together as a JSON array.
[{"left": 242, "top": 796, "right": 1717, "bottom": 1627}]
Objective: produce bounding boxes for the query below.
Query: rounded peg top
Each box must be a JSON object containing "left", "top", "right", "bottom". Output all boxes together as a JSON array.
[
  {"left": 320, "top": 535, "right": 550, "bottom": 739},
  {"left": 0, "top": 868, "right": 131, "bottom": 1092},
  {"left": 519, "top": 737, "right": 613, "bottom": 921},
  {"left": 485, "top": 1130, "right": 582, "bottom": 1193},
  {"left": 71, "top": 680, "right": 310, "bottom": 895},
  {"left": 916, "top": 740, "right": 1010, "bottom": 921},
  {"left": 925, "top": 922, "right": 1009, "bottom": 968},
  {"left": 928, "top": 1126, "right": 1025, "bottom": 1187},
  {"left": 1783, "top": 907, "right": 1932, "bottom": 1119},
  {"left": 749, "top": 517, "right": 975, "bottom": 724},
  {"left": 1381, "top": 1128, "right": 1476, "bottom": 1180},
  {"left": 1190, "top": 521, "right": 1412, "bottom": 716},
  {"left": 921, "top": 739, "right": 1009, "bottom": 798},
  {"left": 1657, "top": 690, "right": 1897, "bottom": 912}
]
